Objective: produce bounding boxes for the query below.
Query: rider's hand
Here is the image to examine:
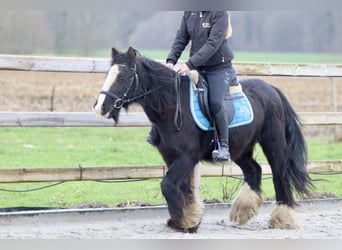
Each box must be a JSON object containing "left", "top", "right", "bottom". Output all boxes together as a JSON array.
[
  {"left": 166, "top": 63, "right": 174, "bottom": 69},
  {"left": 178, "top": 63, "right": 190, "bottom": 73}
]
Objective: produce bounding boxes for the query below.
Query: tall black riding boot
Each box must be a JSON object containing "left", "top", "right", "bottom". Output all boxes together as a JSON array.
[{"left": 212, "top": 108, "right": 231, "bottom": 161}]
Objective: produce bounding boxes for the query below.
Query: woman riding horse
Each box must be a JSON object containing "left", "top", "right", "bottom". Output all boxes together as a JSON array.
[{"left": 93, "top": 47, "right": 312, "bottom": 233}]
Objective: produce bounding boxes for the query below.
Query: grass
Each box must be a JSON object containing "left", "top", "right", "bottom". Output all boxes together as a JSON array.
[
  {"left": 1, "top": 128, "right": 342, "bottom": 168},
  {"left": 233, "top": 51, "right": 342, "bottom": 64},
  {"left": 0, "top": 127, "right": 162, "bottom": 168},
  {"left": 0, "top": 127, "right": 341, "bottom": 208},
  {"left": 0, "top": 179, "right": 165, "bottom": 208},
  {"left": 40, "top": 49, "right": 342, "bottom": 64},
  {"left": 138, "top": 50, "right": 342, "bottom": 64}
]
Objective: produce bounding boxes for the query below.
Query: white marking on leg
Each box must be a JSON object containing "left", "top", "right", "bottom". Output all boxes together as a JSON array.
[
  {"left": 181, "top": 163, "right": 204, "bottom": 228},
  {"left": 229, "top": 183, "right": 262, "bottom": 225},
  {"left": 269, "top": 204, "right": 299, "bottom": 229},
  {"left": 94, "top": 65, "right": 120, "bottom": 118},
  {"left": 192, "top": 163, "right": 201, "bottom": 202}
]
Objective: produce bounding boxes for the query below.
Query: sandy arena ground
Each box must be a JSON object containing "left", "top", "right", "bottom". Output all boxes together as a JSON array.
[{"left": 0, "top": 199, "right": 341, "bottom": 239}]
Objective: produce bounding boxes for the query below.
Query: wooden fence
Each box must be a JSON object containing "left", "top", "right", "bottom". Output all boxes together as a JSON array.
[
  {"left": 0, "top": 54, "right": 341, "bottom": 183},
  {"left": 0, "top": 160, "right": 341, "bottom": 183},
  {"left": 1, "top": 54, "right": 342, "bottom": 76}
]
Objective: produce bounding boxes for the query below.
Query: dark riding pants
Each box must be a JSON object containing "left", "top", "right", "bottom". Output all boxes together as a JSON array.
[{"left": 200, "top": 66, "right": 237, "bottom": 115}]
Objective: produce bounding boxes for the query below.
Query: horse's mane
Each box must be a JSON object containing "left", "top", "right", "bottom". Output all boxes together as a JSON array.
[{"left": 136, "top": 56, "right": 182, "bottom": 111}]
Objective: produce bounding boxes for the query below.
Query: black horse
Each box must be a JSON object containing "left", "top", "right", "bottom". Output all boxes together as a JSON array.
[{"left": 93, "top": 47, "right": 312, "bottom": 232}]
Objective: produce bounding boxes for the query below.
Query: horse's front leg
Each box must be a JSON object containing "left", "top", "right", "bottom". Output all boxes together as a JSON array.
[{"left": 161, "top": 159, "right": 203, "bottom": 233}]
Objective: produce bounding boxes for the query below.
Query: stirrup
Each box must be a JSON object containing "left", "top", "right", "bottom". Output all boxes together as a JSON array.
[{"left": 212, "top": 149, "right": 220, "bottom": 160}]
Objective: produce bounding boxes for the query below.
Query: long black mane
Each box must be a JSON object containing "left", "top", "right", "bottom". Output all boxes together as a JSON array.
[
  {"left": 136, "top": 56, "right": 178, "bottom": 109},
  {"left": 132, "top": 56, "right": 192, "bottom": 125}
]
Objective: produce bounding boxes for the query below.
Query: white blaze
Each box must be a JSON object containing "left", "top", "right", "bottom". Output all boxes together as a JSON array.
[{"left": 94, "top": 65, "right": 120, "bottom": 118}]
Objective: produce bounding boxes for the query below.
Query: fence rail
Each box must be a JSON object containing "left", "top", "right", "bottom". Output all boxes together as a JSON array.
[
  {"left": 0, "top": 160, "right": 341, "bottom": 183},
  {"left": 0, "top": 111, "right": 342, "bottom": 127},
  {"left": 1, "top": 54, "right": 342, "bottom": 76}
]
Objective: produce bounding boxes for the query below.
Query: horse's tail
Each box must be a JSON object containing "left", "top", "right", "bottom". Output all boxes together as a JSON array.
[{"left": 274, "top": 87, "right": 313, "bottom": 196}]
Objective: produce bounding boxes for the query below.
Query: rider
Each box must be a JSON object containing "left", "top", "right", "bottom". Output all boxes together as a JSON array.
[
  {"left": 148, "top": 11, "right": 237, "bottom": 161},
  {"left": 169, "top": 11, "right": 238, "bottom": 161}
]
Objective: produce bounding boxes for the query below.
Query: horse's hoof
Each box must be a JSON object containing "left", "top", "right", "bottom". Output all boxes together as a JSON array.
[
  {"left": 229, "top": 183, "right": 262, "bottom": 225},
  {"left": 166, "top": 219, "right": 200, "bottom": 233},
  {"left": 268, "top": 204, "right": 299, "bottom": 229}
]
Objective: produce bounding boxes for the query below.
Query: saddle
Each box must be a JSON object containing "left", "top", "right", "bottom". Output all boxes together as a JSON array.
[
  {"left": 190, "top": 71, "right": 213, "bottom": 123},
  {"left": 188, "top": 71, "right": 254, "bottom": 131}
]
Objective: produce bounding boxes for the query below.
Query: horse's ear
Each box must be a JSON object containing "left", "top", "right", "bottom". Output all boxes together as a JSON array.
[
  {"left": 127, "top": 47, "right": 137, "bottom": 59},
  {"left": 111, "top": 47, "right": 119, "bottom": 59},
  {"left": 127, "top": 47, "right": 137, "bottom": 67}
]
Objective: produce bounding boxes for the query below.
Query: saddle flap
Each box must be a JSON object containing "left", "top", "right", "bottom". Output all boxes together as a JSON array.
[
  {"left": 190, "top": 70, "right": 199, "bottom": 90},
  {"left": 189, "top": 74, "right": 254, "bottom": 131},
  {"left": 189, "top": 71, "right": 212, "bottom": 122}
]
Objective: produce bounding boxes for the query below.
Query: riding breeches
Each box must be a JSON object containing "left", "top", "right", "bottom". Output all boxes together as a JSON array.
[{"left": 200, "top": 66, "right": 237, "bottom": 115}]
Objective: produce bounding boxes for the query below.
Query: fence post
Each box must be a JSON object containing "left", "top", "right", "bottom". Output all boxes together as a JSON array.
[
  {"left": 331, "top": 77, "right": 341, "bottom": 141},
  {"left": 50, "top": 85, "right": 56, "bottom": 112}
]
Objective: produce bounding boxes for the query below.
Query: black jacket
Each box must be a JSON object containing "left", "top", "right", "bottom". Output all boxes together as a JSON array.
[{"left": 166, "top": 11, "right": 234, "bottom": 71}]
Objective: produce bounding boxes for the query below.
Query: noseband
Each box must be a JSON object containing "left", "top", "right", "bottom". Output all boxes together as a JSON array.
[{"left": 100, "top": 64, "right": 161, "bottom": 109}]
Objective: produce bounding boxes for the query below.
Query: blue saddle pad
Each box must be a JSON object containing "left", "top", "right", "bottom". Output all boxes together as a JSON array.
[{"left": 190, "top": 81, "right": 254, "bottom": 131}]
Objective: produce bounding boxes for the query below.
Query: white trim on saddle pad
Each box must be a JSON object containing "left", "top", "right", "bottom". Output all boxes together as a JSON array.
[{"left": 189, "top": 80, "right": 254, "bottom": 131}]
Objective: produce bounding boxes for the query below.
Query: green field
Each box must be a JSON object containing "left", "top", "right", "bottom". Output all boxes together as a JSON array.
[
  {"left": 138, "top": 50, "right": 342, "bottom": 64},
  {"left": 85, "top": 49, "right": 342, "bottom": 64},
  {"left": 1, "top": 127, "right": 342, "bottom": 168},
  {"left": 0, "top": 127, "right": 341, "bottom": 208},
  {"left": 233, "top": 51, "right": 342, "bottom": 64}
]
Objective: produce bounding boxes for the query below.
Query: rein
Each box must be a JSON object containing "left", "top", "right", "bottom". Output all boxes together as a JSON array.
[{"left": 174, "top": 73, "right": 183, "bottom": 131}]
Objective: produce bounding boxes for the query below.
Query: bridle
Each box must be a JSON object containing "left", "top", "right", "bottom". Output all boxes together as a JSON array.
[
  {"left": 99, "top": 63, "right": 183, "bottom": 131},
  {"left": 99, "top": 64, "right": 161, "bottom": 109}
]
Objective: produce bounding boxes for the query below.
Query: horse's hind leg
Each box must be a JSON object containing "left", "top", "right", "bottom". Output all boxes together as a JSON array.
[
  {"left": 230, "top": 148, "right": 263, "bottom": 225},
  {"left": 259, "top": 138, "right": 299, "bottom": 229},
  {"left": 269, "top": 173, "right": 299, "bottom": 229},
  {"left": 161, "top": 159, "right": 203, "bottom": 232}
]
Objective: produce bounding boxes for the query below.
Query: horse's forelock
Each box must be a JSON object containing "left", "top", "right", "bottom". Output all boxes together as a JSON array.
[
  {"left": 111, "top": 48, "right": 141, "bottom": 67},
  {"left": 111, "top": 52, "right": 128, "bottom": 66}
]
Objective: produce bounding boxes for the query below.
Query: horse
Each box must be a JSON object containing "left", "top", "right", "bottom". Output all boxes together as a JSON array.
[{"left": 93, "top": 47, "right": 312, "bottom": 233}]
